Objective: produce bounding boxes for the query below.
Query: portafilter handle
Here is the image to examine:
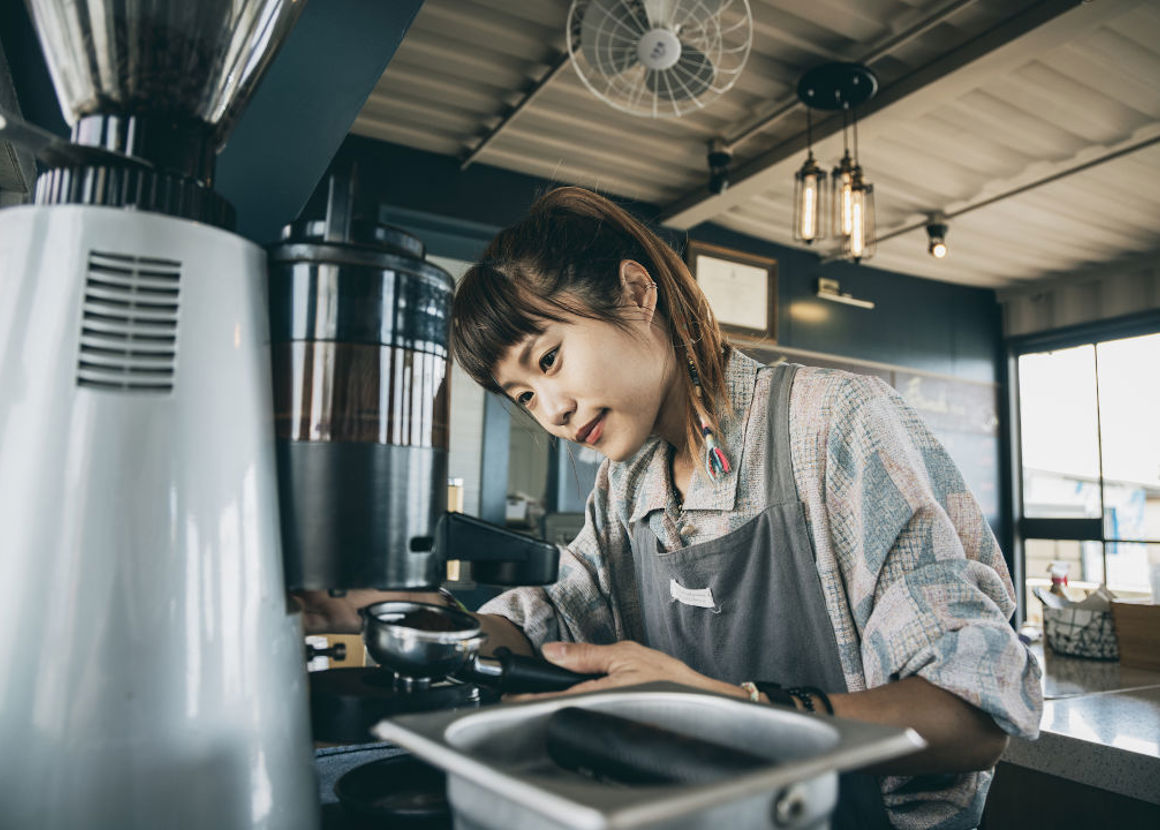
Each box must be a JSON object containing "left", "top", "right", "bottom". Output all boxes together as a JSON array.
[{"left": 464, "top": 647, "right": 601, "bottom": 694}]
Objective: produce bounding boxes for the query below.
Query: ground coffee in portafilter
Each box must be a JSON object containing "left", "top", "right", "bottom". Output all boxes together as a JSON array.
[{"left": 393, "top": 608, "right": 471, "bottom": 632}]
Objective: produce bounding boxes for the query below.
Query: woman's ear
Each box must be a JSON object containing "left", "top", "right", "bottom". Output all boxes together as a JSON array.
[{"left": 619, "top": 259, "right": 657, "bottom": 324}]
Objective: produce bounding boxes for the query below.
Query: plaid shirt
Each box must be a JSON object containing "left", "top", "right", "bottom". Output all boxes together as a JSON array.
[{"left": 481, "top": 350, "right": 1042, "bottom": 828}]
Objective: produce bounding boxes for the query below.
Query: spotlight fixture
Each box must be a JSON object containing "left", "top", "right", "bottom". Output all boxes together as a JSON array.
[
  {"left": 792, "top": 109, "right": 825, "bottom": 243},
  {"left": 708, "top": 138, "right": 732, "bottom": 195},
  {"left": 926, "top": 220, "right": 949, "bottom": 259},
  {"left": 795, "top": 62, "right": 878, "bottom": 263}
]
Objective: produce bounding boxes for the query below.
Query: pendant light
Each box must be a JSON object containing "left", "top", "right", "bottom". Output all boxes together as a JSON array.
[
  {"left": 844, "top": 106, "right": 875, "bottom": 262},
  {"left": 795, "top": 63, "right": 878, "bottom": 263},
  {"left": 792, "top": 108, "right": 826, "bottom": 243},
  {"left": 832, "top": 110, "right": 855, "bottom": 238}
]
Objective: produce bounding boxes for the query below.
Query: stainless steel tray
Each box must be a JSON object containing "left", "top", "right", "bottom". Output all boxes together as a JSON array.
[{"left": 373, "top": 682, "right": 924, "bottom": 830}]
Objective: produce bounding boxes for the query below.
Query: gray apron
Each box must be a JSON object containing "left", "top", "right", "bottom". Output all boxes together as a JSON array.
[{"left": 630, "top": 363, "right": 891, "bottom": 829}]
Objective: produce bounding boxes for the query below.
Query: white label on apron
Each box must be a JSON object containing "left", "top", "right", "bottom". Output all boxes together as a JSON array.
[{"left": 669, "top": 579, "right": 716, "bottom": 609}]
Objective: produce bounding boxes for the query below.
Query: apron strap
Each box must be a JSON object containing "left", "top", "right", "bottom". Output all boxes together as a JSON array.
[{"left": 765, "top": 362, "right": 800, "bottom": 505}]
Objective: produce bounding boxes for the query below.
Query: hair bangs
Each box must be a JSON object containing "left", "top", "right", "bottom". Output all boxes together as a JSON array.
[{"left": 451, "top": 264, "right": 566, "bottom": 393}]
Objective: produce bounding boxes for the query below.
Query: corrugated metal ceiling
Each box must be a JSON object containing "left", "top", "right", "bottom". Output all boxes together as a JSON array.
[{"left": 354, "top": 0, "right": 1160, "bottom": 289}]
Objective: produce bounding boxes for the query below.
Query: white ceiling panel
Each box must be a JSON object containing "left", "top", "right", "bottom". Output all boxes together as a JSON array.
[{"left": 353, "top": 0, "right": 1160, "bottom": 288}]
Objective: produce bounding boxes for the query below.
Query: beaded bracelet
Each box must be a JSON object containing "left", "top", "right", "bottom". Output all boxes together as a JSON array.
[{"left": 786, "top": 685, "right": 835, "bottom": 715}]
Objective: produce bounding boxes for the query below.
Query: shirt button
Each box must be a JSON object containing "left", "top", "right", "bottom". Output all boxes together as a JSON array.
[{"left": 679, "top": 522, "right": 696, "bottom": 537}]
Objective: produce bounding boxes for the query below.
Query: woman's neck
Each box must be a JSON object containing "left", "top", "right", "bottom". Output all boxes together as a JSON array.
[{"left": 670, "top": 447, "right": 695, "bottom": 503}]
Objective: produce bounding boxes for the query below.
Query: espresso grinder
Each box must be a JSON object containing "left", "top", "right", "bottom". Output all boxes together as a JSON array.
[
  {"left": 0, "top": 1, "right": 315, "bottom": 828},
  {"left": 0, "top": 2, "right": 584, "bottom": 825},
  {"left": 268, "top": 171, "right": 594, "bottom": 745}
]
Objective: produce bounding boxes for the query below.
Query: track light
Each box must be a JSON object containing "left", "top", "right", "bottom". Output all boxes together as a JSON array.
[
  {"left": 926, "top": 221, "right": 948, "bottom": 259},
  {"left": 708, "top": 139, "right": 732, "bottom": 195}
]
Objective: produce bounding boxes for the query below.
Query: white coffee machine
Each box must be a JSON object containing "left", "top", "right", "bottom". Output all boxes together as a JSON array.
[{"left": 0, "top": 1, "right": 318, "bottom": 828}]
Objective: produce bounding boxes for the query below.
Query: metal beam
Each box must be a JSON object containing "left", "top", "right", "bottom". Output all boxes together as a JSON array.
[
  {"left": 724, "top": 0, "right": 983, "bottom": 152},
  {"left": 659, "top": 0, "right": 1141, "bottom": 231},
  {"left": 216, "top": 0, "right": 425, "bottom": 243},
  {"left": 461, "top": 51, "right": 573, "bottom": 171}
]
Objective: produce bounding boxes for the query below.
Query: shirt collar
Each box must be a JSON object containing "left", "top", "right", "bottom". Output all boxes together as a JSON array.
[{"left": 628, "top": 349, "right": 762, "bottom": 521}]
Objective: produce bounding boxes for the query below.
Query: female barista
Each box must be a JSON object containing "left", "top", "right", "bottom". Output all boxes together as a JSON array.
[{"left": 302, "top": 186, "right": 1042, "bottom": 829}]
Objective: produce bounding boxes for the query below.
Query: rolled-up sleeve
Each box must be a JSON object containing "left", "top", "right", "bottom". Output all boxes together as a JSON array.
[
  {"left": 477, "top": 459, "right": 629, "bottom": 649},
  {"left": 823, "top": 373, "right": 1042, "bottom": 739}
]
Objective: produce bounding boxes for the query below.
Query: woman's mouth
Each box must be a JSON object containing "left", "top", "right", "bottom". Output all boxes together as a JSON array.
[{"left": 574, "top": 411, "right": 606, "bottom": 444}]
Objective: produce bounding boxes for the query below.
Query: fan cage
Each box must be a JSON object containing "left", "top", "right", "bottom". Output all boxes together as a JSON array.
[{"left": 568, "top": 0, "right": 753, "bottom": 119}]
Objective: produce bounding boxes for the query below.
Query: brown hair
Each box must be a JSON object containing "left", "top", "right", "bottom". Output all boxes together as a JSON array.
[{"left": 450, "top": 186, "right": 730, "bottom": 459}]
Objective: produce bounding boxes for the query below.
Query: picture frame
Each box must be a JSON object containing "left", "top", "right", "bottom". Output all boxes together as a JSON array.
[{"left": 685, "top": 240, "right": 778, "bottom": 341}]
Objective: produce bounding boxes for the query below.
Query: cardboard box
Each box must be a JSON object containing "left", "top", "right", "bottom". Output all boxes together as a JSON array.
[{"left": 1111, "top": 601, "right": 1160, "bottom": 671}]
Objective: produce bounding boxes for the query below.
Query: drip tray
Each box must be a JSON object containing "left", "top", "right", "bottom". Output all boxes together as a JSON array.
[{"left": 373, "top": 682, "right": 924, "bottom": 830}]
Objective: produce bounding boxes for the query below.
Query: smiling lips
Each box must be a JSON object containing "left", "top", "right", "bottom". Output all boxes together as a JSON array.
[{"left": 574, "top": 411, "right": 605, "bottom": 444}]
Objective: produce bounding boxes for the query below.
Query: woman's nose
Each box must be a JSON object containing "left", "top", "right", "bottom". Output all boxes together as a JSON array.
[{"left": 540, "top": 389, "right": 575, "bottom": 428}]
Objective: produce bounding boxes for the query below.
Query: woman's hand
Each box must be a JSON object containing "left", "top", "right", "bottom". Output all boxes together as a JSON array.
[{"left": 527, "top": 640, "right": 750, "bottom": 700}]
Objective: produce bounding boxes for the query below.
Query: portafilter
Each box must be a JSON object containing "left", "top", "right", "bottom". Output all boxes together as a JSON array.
[{"left": 362, "top": 601, "right": 600, "bottom": 694}]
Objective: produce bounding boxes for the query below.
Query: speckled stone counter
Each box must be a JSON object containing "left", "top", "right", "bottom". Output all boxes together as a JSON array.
[{"left": 1001, "top": 644, "right": 1160, "bottom": 805}]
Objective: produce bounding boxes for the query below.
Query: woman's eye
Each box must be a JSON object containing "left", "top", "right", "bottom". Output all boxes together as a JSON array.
[
  {"left": 539, "top": 347, "right": 558, "bottom": 371},
  {"left": 517, "top": 391, "right": 533, "bottom": 406}
]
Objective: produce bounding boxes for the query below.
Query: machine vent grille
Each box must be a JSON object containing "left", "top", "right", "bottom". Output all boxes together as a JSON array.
[{"left": 76, "top": 251, "right": 181, "bottom": 393}]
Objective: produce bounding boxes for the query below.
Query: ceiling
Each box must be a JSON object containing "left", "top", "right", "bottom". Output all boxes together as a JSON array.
[{"left": 352, "top": 0, "right": 1160, "bottom": 289}]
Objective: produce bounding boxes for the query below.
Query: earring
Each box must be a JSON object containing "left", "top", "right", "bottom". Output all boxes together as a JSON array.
[{"left": 688, "top": 359, "right": 731, "bottom": 480}]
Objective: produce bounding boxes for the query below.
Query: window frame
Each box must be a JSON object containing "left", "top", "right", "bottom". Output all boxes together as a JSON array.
[{"left": 1007, "top": 309, "right": 1160, "bottom": 620}]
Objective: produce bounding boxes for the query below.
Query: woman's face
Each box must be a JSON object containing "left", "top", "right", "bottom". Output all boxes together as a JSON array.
[{"left": 491, "top": 263, "right": 682, "bottom": 461}]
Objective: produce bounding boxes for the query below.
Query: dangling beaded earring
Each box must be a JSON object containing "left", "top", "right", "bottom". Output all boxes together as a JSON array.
[{"left": 688, "top": 359, "right": 731, "bottom": 480}]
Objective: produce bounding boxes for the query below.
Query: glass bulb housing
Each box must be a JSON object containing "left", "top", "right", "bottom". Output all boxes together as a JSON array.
[
  {"left": 844, "top": 170, "right": 875, "bottom": 262},
  {"left": 793, "top": 153, "right": 826, "bottom": 243},
  {"left": 831, "top": 151, "right": 855, "bottom": 238}
]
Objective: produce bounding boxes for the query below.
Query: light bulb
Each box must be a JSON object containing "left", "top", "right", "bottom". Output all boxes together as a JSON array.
[
  {"left": 831, "top": 151, "right": 855, "bottom": 238},
  {"left": 850, "top": 191, "right": 865, "bottom": 259},
  {"left": 793, "top": 153, "right": 826, "bottom": 244}
]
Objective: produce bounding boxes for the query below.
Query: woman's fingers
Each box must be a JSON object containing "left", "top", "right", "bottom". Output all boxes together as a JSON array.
[{"left": 541, "top": 641, "right": 620, "bottom": 672}]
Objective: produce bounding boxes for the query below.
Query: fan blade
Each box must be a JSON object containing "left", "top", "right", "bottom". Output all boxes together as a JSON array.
[
  {"left": 658, "top": 0, "right": 726, "bottom": 27},
  {"left": 642, "top": 0, "right": 677, "bottom": 28},
  {"left": 646, "top": 43, "right": 715, "bottom": 101},
  {"left": 579, "top": 0, "right": 648, "bottom": 77}
]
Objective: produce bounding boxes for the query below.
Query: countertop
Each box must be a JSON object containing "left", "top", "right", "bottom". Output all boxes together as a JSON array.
[{"left": 1002, "top": 643, "right": 1160, "bottom": 804}]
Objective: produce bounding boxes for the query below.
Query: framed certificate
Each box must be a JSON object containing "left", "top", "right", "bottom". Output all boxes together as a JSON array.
[{"left": 685, "top": 240, "right": 778, "bottom": 341}]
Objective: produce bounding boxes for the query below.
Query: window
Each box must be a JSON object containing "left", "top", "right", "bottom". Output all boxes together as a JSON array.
[{"left": 1015, "top": 331, "right": 1160, "bottom": 626}]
